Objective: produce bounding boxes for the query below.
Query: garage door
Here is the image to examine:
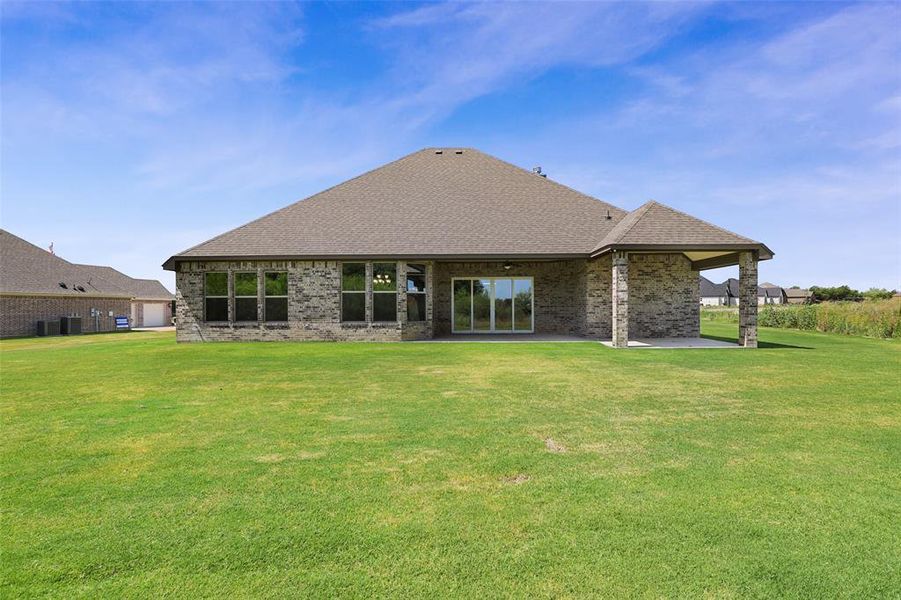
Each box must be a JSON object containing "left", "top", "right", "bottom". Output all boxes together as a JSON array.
[{"left": 143, "top": 303, "right": 166, "bottom": 327}]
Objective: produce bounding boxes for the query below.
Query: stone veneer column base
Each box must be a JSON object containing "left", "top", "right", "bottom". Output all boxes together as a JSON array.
[
  {"left": 738, "top": 251, "right": 758, "bottom": 348},
  {"left": 611, "top": 251, "right": 629, "bottom": 348}
]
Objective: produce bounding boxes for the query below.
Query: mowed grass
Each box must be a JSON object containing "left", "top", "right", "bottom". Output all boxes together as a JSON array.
[{"left": 2, "top": 324, "right": 899, "bottom": 598}]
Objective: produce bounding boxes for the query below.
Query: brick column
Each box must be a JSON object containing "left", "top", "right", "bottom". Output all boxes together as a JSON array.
[
  {"left": 612, "top": 251, "right": 629, "bottom": 348},
  {"left": 738, "top": 251, "right": 758, "bottom": 348}
]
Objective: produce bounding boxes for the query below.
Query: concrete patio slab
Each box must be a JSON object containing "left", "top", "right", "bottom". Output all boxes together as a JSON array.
[
  {"left": 417, "top": 333, "right": 589, "bottom": 343},
  {"left": 600, "top": 337, "right": 740, "bottom": 349}
]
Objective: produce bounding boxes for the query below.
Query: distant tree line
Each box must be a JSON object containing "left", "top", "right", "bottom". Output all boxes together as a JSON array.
[{"left": 802, "top": 285, "right": 897, "bottom": 302}]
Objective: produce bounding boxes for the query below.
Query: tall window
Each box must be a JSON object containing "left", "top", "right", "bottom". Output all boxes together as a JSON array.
[
  {"left": 406, "top": 264, "right": 426, "bottom": 322},
  {"left": 341, "top": 263, "right": 365, "bottom": 321},
  {"left": 264, "top": 272, "right": 288, "bottom": 322},
  {"left": 234, "top": 272, "right": 258, "bottom": 322},
  {"left": 373, "top": 263, "right": 397, "bottom": 322},
  {"left": 205, "top": 272, "right": 228, "bottom": 321}
]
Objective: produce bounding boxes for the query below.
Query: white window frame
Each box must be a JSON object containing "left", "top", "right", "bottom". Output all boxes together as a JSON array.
[
  {"left": 406, "top": 264, "right": 427, "bottom": 322},
  {"left": 264, "top": 271, "right": 289, "bottom": 322},
  {"left": 372, "top": 262, "right": 398, "bottom": 323},
  {"left": 451, "top": 276, "right": 534, "bottom": 334},
  {"left": 233, "top": 272, "right": 259, "bottom": 322},
  {"left": 204, "top": 272, "right": 229, "bottom": 322},
  {"left": 341, "top": 262, "right": 367, "bottom": 322}
]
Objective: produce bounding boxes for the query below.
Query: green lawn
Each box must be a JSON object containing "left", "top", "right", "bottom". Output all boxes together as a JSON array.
[{"left": 2, "top": 323, "right": 899, "bottom": 598}]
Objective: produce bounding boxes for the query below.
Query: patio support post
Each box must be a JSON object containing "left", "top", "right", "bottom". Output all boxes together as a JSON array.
[
  {"left": 738, "top": 251, "right": 758, "bottom": 348},
  {"left": 612, "top": 251, "right": 629, "bottom": 348}
]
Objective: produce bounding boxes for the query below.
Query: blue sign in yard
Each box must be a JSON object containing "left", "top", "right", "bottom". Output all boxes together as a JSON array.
[{"left": 115, "top": 316, "right": 129, "bottom": 329}]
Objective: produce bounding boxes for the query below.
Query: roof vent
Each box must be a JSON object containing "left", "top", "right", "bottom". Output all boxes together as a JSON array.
[
  {"left": 435, "top": 150, "right": 443, "bottom": 154},
  {"left": 454, "top": 150, "right": 463, "bottom": 155},
  {"left": 532, "top": 166, "right": 547, "bottom": 178},
  {"left": 59, "top": 282, "right": 68, "bottom": 289},
  {"left": 605, "top": 209, "right": 612, "bottom": 220},
  {"left": 76, "top": 285, "right": 86, "bottom": 292}
]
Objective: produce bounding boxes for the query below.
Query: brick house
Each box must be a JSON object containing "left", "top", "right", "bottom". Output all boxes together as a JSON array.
[
  {"left": 163, "top": 148, "right": 773, "bottom": 347},
  {"left": 0, "top": 230, "right": 173, "bottom": 337},
  {"left": 75, "top": 265, "right": 174, "bottom": 327}
]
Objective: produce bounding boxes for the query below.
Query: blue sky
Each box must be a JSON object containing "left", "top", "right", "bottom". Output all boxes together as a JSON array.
[{"left": 2, "top": 1, "right": 899, "bottom": 291}]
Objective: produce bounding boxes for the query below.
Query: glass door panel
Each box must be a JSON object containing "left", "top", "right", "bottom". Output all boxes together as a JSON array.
[
  {"left": 453, "top": 280, "right": 472, "bottom": 332},
  {"left": 494, "top": 279, "right": 513, "bottom": 331},
  {"left": 513, "top": 279, "right": 533, "bottom": 331},
  {"left": 472, "top": 279, "right": 492, "bottom": 331}
]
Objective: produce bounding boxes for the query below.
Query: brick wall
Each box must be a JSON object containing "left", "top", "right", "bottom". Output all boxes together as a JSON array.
[
  {"left": 173, "top": 254, "right": 700, "bottom": 342},
  {"left": 432, "top": 260, "right": 587, "bottom": 336},
  {"left": 628, "top": 253, "right": 699, "bottom": 338},
  {"left": 0, "top": 295, "right": 131, "bottom": 338},
  {"left": 175, "top": 260, "right": 434, "bottom": 342}
]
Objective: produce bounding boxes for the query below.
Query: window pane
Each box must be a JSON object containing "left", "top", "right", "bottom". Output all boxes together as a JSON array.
[
  {"left": 407, "top": 274, "right": 426, "bottom": 293},
  {"left": 473, "top": 279, "right": 491, "bottom": 331},
  {"left": 265, "top": 272, "right": 287, "bottom": 296},
  {"left": 373, "top": 263, "right": 396, "bottom": 292},
  {"left": 235, "top": 297, "right": 258, "bottom": 321},
  {"left": 265, "top": 297, "right": 288, "bottom": 322},
  {"left": 235, "top": 272, "right": 257, "bottom": 296},
  {"left": 453, "top": 280, "right": 471, "bottom": 331},
  {"left": 342, "top": 293, "right": 365, "bottom": 321},
  {"left": 205, "top": 272, "right": 227, "bottom": 296},
  {"left": 494, "top": 279, "right": 513, "bottom": 331},
  {"left": 407, "top": 294, "right": 426, "bottom": 322},
  {"left": 406, "top": 264, "right": 426, "bottom": 293},
  {"left": 205, "top": 297, "right": 228, "bottom": 321},
  {"left": 373, "top": 293, "right": 397, "bottom": 322},
  {"left": 342, "top": 263, "right": 365, "bottom": 291},
  {"left": 514, "top": 279, "right": 533, "bottom": 331}
]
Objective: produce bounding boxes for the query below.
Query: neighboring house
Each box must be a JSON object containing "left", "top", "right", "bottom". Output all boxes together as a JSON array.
[
  {"left": 163, "top": 148, "right": 773, "bottom": 347},
  {"left": 785, "top": 287, "right": 813, "bottom": 304},
  {"left": 700, "top": 276, "right": 732, "bottom": 306},
  {"left": 0, "top": 229, "right": 172, "bottom": 337},
  {"left": 700, "top": 277, "right": 785, "bottom": 306},
  {"left": 75, "top": 264, "right": 174, "bottom": 327},
  {"left": 758, "top": 285, "right": 785, "bottom": 305}
]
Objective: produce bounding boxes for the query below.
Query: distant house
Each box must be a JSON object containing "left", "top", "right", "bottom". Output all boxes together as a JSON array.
[
  {"left": 700, "top": 276, "right": 733, "bottom": 306},
  {"left": 0, "top": 229, "right": 173, "bottom": 337},
  {"left": 700, "top": 276, "right": 785, "bottom": 306},
  {"left": 785, "top": 287, "right": 813, "bottom": 304},
  {"left": 75, "top": 264, "right": 174, "bottom": 327}
]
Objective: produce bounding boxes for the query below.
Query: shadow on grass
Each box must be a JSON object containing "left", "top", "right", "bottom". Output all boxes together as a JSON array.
[{"left": 701, "top": 333, "right": 813, "bottom": 350}]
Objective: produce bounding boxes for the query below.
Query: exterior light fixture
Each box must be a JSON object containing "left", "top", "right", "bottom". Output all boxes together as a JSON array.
[{"left": 503, "top": 262, "right": 512, "bottom": 271}]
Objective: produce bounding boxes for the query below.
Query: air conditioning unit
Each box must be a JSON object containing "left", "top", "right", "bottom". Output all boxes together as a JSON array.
[
  {"left": 36, "top": 320, "right": 61, "bottom": 336},
  {"left": 60, "top": 316, "right": 83, "bottom": 335}
]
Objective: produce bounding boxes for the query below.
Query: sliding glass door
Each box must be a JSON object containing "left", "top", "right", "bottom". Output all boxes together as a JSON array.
[{"left": 451, "top": 277, "right": 533, "bottom": 333}]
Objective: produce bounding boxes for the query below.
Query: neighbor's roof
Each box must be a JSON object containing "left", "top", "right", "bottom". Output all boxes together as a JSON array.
[
  {"left": 165, "top": 148, "right": 772, "bottom": 269},
  {"left": 0, "top": 230, "right": 131, "bottom": 298},
  {"left": 74, "top": 264, "right": 174, "bottom": 301},
  {"left": 700, "top": 276, "right": 728, "bottom": 297},
  {"left": 785, "top": 288, "right": 812, "bottom": 298}
]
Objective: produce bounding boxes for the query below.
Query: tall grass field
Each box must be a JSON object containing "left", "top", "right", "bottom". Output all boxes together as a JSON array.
[{"left": 701, "top": 298, "right": 900, "bottom": 339}]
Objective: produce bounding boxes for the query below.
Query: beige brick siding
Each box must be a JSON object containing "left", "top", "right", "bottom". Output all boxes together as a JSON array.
[
  {"left": 627, "top": 253, "right": 700, "bottom": 338},
  {"left": 0, "top": 295, "right": 131, "bottom": 338},
  {"left": 173, "top": 254, "right": 699, "bottom": 342},
  {"left": 175, "top": 260, "right": 433, "bottom": 342}
]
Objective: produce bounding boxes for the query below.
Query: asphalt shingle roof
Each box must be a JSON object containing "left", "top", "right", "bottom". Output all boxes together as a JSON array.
[
  {"left": 165, "top": 148, "right": 771, "bottom": 268},
  {"left": 1, "top": 229, "right": 170, "bottom": 299},
  {"left": 74, "top": 265, "right": 174, "bottom": 300}
]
